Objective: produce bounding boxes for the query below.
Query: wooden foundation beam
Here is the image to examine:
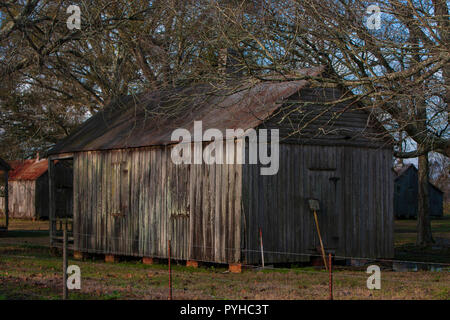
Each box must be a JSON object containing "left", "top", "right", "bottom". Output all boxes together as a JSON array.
[
  {"left": 105, "top": 254, "right": 118, "bottom": 263},
  {"left": 142, "top": 257, "right": 156, "bottom": 265},
  {"left": 229, "top": 263, "right": 242, "bottom": 273},
  {"left": 73, "top": 251, "right": 86, "bottom": 260},
  {"left": 186, "top": 260, "right": 199, "bottom": 268}
]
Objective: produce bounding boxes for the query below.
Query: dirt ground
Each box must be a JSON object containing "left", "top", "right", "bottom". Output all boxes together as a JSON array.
[{"left": 0, "top": 215, "right": 449, "bottom": 300}]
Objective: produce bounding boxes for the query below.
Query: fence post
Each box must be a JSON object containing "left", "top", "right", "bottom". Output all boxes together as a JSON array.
[
  {"left": 259, "top": 228, "right": 265, "bottom": 269},
  {"left": 63, "top": 228, "right": 68, "bottom": 300},
  {"left": 4, "top": 170, "right": 8, "bottom": 230},
  {"left": 48, "top": 159, "right": 55, "bottom": 247},
  {"left": 168, "top": 239, "right": 172, "bottom": 300},
  {"left": 329, "top": 253, "right": 333, "bottom": 300}
]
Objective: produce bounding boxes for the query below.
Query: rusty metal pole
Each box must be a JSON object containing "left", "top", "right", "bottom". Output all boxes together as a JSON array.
[
  {"left": 63, "top": 229, "right": 68, "bottom": 300},
  {"left": 329, "top": 253, "right": 333, "bottom": 300},
  {"left": 168, "top": 239, "right": 172, "bottom": 300}
]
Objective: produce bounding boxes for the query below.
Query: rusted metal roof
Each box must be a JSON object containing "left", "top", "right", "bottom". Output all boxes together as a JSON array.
[
  {"left": 47, "top": 67, "right": 324, "bottom": 155},
  {"left": 8, "top": 159, "right": 48, "bottom": 181}
]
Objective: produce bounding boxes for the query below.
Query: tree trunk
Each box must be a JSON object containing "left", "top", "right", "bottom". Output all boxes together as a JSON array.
[{"left": 417, "top": 148, "right": 434, "bottom": 246}]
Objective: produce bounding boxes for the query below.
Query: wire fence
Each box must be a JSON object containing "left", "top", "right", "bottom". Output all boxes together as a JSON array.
[
  {"left": 1, "top": 228, "right": 449, "bottom": 301},
  {"left": 2, "top": 228, "right": 450, "bottom": 267}
]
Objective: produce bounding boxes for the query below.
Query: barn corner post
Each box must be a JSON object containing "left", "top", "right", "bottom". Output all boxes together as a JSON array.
[{"left": 48, "top": 158, "right": 56, "bottom": 247}]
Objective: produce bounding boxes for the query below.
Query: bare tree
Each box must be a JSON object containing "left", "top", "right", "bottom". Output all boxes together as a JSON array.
[
  {"left": 0, "top": 0, "right": 233, "bottom": 157},
  {"left": 203, "top": 0, "right": 449, "bottom": 245},
  {"left": 1, "top": 0, "right": 448, "bottom": 244}
]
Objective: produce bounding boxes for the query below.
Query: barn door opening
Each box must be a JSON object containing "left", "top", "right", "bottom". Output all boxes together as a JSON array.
[
  {"left": 49, "top": 156, "right": 74, "bottom": 246},
  {"left": 168, "top": 162, "right": 190, "bottom": 260},
  {"left": 55, "top": 160, "right": 73, "bottom": 220},
  {"left": 110, "top": 151, "right": 130, "bottom": 254},
  {"left": 308, "top": 168, "right": 342, "bottom": 253}
]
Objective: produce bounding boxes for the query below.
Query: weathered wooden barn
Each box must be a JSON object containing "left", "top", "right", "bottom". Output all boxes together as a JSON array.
[
  {"left": 394, "top": 164, "right": 443, "bottom": 219},
  {"left": 0, "top": 157, "right": 11, "bottom": 230},
  {"left": 8, "top": 158, "right": 73, "bottom": 219},
  {"left": 47, "top": 68, "right": 394, "bottom": 265}
]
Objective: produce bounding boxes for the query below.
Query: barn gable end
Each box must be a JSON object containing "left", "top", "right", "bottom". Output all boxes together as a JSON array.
[
  {"left": 6, "top": 159, "right": 72, "bottom": 219},
  {"left": 394, "top": 164, "right": 443, "bottom": 219}
]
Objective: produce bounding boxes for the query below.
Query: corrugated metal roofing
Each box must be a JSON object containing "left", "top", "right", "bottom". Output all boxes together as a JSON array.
[
  {"left": 47, "top": 67, "right": 324, "bottom": 155},
  {"left": 8, "top": 159, "right": 48, "bottom": 181}
]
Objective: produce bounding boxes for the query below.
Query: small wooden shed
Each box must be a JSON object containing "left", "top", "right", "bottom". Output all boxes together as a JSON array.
[
  {"left": 394, "top": 164, "right": 443, "bottom": 219},
  {"left": 0, "top": 157, "right": 11, "bottom": 230},
  {"left": 8, "top": 158, "right": 73, "bottom": 220},
  {"left": 47, "top": 68, "right": 394, "bottom": 264}
]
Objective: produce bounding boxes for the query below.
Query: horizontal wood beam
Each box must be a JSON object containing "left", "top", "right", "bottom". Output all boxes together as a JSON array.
[{"left": 48, "top": 153, "right": 74, "bottom": 160}]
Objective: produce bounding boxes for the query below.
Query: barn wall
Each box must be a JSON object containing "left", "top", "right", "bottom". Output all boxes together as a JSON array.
[
  {"left": 242, "top": 144, "right": 394, "bottom": 264},
  {"left": 35, "top": 173, "right": 49, "bottom": 219},
  {"left": 394, "top": 168, "right": 443, "bottom": 219},
  {"left": 430, "top": 187, "right": 443, "bottom": 218},
  {"left": 8, "top": 180, "right": 36, "bottom": 219},
  {"left": 73, "top": 146, "right": 242, "bottom": 263}
]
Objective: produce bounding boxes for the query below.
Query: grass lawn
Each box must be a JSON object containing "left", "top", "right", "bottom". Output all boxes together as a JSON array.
[
  {"left": 0, "top": 243, "right": 449, "bottom": 300},
  {"left": 0, "top": 218, "right": 48, "bottom": 231},
  {"left": 0, "top": 208, "right": 449, "bottom": 300},
  {"left": 394, "top": 203, "right": 450, "bottom": 263}
]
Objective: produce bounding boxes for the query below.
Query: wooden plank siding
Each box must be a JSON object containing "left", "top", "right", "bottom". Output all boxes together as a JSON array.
[
  {"left": 394, "top": 166, "right": 444, "bottom": 219},
  {"left": 241, "top": 144, "right": 394, "bottom": 264},
  {"left": 59, "top": 84, "right": 395, "bottom": 264},
  {"left": 236, "top": 85, "right": 394, "bottom": 264},
  {"left": 72, "top": 145, "right": 242, "bottom": 263},
  {"left": 8, "top": 180, "right": 36, "bottom": 219},
  {"left": 72, "top": 141, "right": 393, "bottom": 264}
]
